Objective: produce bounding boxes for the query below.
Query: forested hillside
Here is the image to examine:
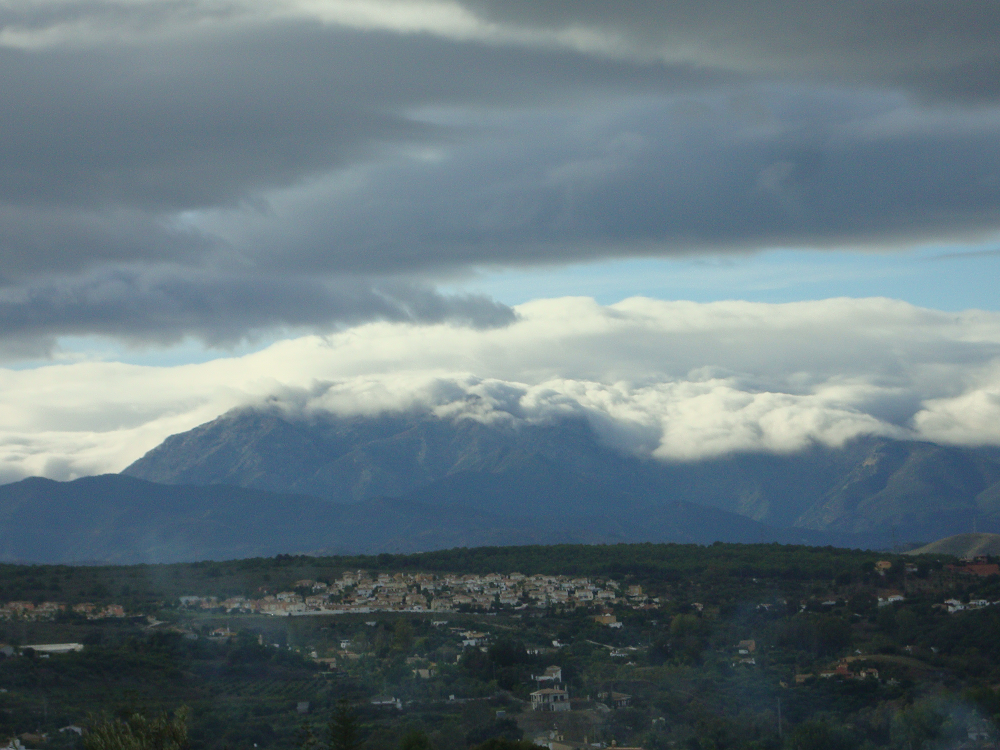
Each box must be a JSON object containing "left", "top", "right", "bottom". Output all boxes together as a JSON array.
[{"left": 2, "top": 543, "right": 999, "bottom": 750}]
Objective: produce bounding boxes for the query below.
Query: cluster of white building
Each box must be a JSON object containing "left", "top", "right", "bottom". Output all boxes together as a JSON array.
[
  {"left": 0, "top": 601, "right": 126, "bottom": 620},
  {"left": 941, "top": 597, "right": 999, "bottom": 613},
  {"left": 178, "top": 571, "right": 645, "bottom": 616}
]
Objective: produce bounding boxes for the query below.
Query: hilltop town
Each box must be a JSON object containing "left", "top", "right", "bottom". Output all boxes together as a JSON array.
[
  {"left": 176, "top": 571, "right": 653, "bottom": 616},
  {"left": 4, "top": 555, "right": 998, "bottom": 623}
]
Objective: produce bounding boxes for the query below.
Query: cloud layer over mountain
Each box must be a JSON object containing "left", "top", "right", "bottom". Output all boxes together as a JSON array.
[
  {"left": 2, "top": 0, "right": 1000, "bottom": 349},
  {"left": 3, "top": 295, "right": 1000, "bottom": 483}
]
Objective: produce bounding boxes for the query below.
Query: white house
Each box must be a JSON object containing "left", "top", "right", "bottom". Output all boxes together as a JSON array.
[
  {"left": 533, "top": 665, "right": 562, "bottom": 684},
  {"left": 530, "top": 687, "right": 570, "bottom": 712}
]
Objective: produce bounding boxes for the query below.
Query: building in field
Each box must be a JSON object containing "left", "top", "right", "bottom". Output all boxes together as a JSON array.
[{"left": 530, "top": 687, "right": 570, "bottom": 712}]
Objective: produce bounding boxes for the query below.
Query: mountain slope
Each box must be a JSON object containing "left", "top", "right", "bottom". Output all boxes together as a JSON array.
[
  {"left": 123, "top": 408, "right": 1000, "bottom": 543},
  {"left": 906, "top": 533, "right": 1000, "bottom": 558},
  {"left": 123, "top": 410, "right": 640, "bottom": 506},
  {"left": 0, "top": 474, "right": 848, "bottom": 564},
  {"left": 0, "top": 475, "right": 359, "bottom": 563}
]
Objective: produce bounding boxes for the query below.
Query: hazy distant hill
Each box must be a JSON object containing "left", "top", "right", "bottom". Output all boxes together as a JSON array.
[
  {"left": 906, "top": 533, "right": 1000, "bottom": 558},
  {"left": 123, "top": 408, "right": 1000, "bottom": 544},
  {"left": 0, "top": 474, "right": 848, "bottom": 564},
  {"left": 0, "top": 475, "right": 358, "bottom": 563}
]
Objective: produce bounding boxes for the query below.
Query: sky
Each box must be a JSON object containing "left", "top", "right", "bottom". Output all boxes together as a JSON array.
[{"left": 2, "top": 0, "right": 1000, "bottom": 482}]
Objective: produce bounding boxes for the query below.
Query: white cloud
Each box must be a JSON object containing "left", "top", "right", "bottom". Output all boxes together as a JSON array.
[
  {"left": 0, "top": 0, "right": 624, "bottom": 56},
  {"left": 3, "top": 0, "right": 1000, "bottom": 349},
  {"left": 4, "top": 0, "right": 996, "bottom": 92},
  {"left": 2, "top": 295, "right": 1000, "bottom": 484}
]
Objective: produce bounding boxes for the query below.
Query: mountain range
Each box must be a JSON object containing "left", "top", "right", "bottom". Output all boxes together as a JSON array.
[
  {"left": 0, "top": 472, "right": 837, "bottom": 565},
  {"left": 5, "top": 407, "right": 1000, "bottom": 563},
  {"left": 123, "top": 408, "right": 1000, "bottom": 538}
]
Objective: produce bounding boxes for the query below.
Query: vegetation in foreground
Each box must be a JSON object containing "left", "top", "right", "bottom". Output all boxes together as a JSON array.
[{"left": 2, "top": 543, "right": 1000, "bottom": 750}]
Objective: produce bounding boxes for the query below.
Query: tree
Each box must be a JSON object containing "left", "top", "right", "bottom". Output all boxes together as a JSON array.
[
  {"left": 469, "top": 740, "right": 545, "bottom": 750},
  {"left": 393, "top": 620, "right": 414, "bottom": 653},
  {"left": 297, "top": 723, "right": 320, "bottom": 750},
  {"left": 83, "top": 709, "right": 189, "bottom": 750},
  {"left": 487, "top": 639, "right": 531, "bottom": 667},
  {"left": 328, "top": 699, "right": 361, "bottom": 750},
  {"left": 787, "top": 719, "right": 854, "bottom": 750},
  {"left": 466, "top": 718, "right": 523, "bottom": 746},
  {"left": 815, "top": 615, "right": 852, "bottom": 657},
  {"left": 892, "top": 703, "right": 945, "bottom": 750},
  {"left": 398, "top": 729, "right": 433, "bottom": 750}
]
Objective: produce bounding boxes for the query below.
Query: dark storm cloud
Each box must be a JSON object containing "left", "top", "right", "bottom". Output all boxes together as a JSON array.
[
  {"left": 0, "top": 0, "right": 999, "bottom": 349},
  {"left": 462, "top": 0, "right": 1000, "bottom": 102},
  {"left": 0, "top": 20, "right": 721, "bottom": 278},
  {"left": 214, "top": 92, "right": 1000, "bottom": 273},
  {"left": 0, "top": 22, "right": 715, "bottom": 214},
  {"left": 0, "top": 266, "right": 515, "bottom": 353},
  {"left": 0, "top": 204, "right": 211, "bottom": 278}
]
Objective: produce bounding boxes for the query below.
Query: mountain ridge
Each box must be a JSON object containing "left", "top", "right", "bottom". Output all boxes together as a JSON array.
[
  {"left": 5, "top": 407, "right": 994, "bottom": 563},
  {"left": 0, "top": 473, "right": 857, "bottom": 564},
  {"left": 123, "top": 407, "right": 1000, "bottom": 542}
]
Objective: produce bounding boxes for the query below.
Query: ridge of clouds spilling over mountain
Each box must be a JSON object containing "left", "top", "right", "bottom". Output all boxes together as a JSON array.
[
  {"left": 3, "top": 295, "right": 1000, "bottom": 483},
  {"left": 2, "top": 0, "right": 1000, "bottom": 353}
]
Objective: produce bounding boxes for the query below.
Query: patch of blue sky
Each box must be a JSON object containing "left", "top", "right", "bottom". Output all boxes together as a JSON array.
[
  {"left": 446, "top": 242, "right": 1000, "bottom": 311},
  {"left": 9, "top": 240, "right": 998, "bottom": 370}
]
